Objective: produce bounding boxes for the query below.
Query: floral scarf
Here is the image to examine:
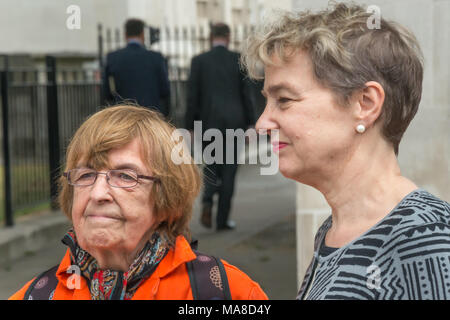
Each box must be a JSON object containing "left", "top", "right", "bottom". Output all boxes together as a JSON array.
[{"left": 62, "top": 229, "right": 169, "bottom": 300}]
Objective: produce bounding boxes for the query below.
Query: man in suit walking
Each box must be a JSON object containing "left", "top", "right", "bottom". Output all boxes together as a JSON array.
[
  {"left": 103, "top": 19, "right": 171, "bottom": 117},
  {"left": 186, "top": 23, "right": 255, "bottom": 231}
]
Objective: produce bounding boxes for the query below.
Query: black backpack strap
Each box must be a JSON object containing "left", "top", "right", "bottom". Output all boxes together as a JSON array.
[
  {"left": 186, "top": 250, "right": 232, "bottom": 300},
  {"left": 216, "top": 257, "right": 231, "bottom": 300},
  {"left": 23, "top": 265, "right": 59, "bottom": 300}
]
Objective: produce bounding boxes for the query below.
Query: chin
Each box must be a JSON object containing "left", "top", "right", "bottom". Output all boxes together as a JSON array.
[
  {"left": 82, "top": 229, "right": 120, "bottom": 250},
  {"left": 279, "top": 167, "right": 302, "bottom": 184},
  {"left": 280, "top": 164, "right": 316, "bottom": 188},
  {"left": 278, "top": 159, "right": 300, "bottom": 181}
]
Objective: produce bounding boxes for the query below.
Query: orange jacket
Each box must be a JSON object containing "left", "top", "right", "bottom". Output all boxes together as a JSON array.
[{"left": 9, "top": 235, "right": 268, "bottom": 300}]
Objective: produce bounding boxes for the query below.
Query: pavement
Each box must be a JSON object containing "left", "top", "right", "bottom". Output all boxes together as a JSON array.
[{"left": 0, "top": 158, "right": 297, "bottom": 300}]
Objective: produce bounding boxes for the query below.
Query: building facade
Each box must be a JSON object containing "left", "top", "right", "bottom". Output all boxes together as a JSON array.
[{"left": 0, "top": 0, "right": 292, "bottom": 56}]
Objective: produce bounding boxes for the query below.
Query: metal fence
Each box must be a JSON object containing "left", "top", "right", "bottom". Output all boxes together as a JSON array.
[
  {"left": 0, "top": 55, "right": 102, "bottom": 227},
  {"left": 98, "top": 24, "right": 254, "bottom": 67}
]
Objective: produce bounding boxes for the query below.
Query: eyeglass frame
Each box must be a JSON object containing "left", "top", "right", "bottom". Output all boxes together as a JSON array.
[{"left": 63, "top": 168, "right": 160, "bottom": 188}]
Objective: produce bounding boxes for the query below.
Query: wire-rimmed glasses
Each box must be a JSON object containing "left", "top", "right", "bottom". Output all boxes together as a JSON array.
[{"left": 63, "top": 168, "right": 159, "bottom": 188}]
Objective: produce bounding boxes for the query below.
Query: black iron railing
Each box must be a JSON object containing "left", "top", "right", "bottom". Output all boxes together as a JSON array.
[{"left": 0, "top": 55, "right": 102, "bottom": 227}]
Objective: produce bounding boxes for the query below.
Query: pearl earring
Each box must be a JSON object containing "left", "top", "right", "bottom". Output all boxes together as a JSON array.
[{"left": 356, "top": 124, "right": 366, "bottom": 133}]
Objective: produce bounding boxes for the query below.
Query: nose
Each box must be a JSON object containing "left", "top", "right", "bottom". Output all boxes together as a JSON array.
[
  {"left": 89, "top": 172, "right": 113, "bottom": 203},
  {"left": 255, "top": 103, "right": 278, "bottom": 136}
]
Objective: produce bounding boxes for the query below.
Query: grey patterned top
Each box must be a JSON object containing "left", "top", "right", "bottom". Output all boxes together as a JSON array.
[{"left": 297, "top": 189, "right": 450, "bottom": 300}]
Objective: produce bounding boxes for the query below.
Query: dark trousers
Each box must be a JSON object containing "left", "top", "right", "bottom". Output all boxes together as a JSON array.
[{"left": 201, "top": 136, "right": 240, "bottom": 228}]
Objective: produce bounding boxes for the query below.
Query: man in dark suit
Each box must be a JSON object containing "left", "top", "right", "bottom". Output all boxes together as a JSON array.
[
  {"left": 186, "top": 23, "right": 255, "bottom": 231},
  {"left": 103, "top": 19, "right": 170, "bottom": 117}
]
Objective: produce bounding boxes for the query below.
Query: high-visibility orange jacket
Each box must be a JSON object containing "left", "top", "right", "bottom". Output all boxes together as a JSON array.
[{"left": 9, "top": 235, "right": 268, "bottom": 300}]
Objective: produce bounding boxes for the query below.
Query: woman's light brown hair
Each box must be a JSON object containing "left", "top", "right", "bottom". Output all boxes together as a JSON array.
[{"left": 58, "top": 104, "right": 201, "bottom": 245}]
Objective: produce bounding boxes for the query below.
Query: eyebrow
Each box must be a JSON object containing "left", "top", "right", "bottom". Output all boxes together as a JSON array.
[
  {"left": 110, "top": 163, "right": 145, "bottom": 173},
  {"left": 76, "top": 161, "right": 148, "bottom": 174},
  {"left": 262, "top": 82, "right": 302, "bottom": 97}
]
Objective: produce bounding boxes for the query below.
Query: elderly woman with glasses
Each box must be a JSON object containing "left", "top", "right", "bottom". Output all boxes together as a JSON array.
[
  {"left": 10, "top": 105, "right": 268, "bottom": 300},
  {"left": 242, "top": 3, "right": 450, "bottom": 299}
]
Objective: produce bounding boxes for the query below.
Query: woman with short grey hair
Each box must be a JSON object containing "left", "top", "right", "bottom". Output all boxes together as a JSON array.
[{"left": 242, "top": 2, "right": 450, "bottom": 299}]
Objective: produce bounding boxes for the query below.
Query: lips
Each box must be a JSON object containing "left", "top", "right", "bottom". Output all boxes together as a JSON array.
[
  {"left": 272, "top": 142, "right": 289, "bottom": 152},
  {"left": 86, "top": 213, "right": 123, "bottom": 221}
]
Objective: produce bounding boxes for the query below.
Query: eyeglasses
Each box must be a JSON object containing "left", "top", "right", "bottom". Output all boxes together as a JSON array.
[{"left": 63, "top": 168, "right": 159, "bottom": 188}]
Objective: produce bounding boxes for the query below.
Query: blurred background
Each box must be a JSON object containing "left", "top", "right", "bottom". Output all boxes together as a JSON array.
[{"left": 0, "top": 0, "right": 448, "bottom": 300}]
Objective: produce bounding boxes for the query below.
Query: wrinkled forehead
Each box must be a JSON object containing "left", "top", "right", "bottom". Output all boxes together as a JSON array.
[{"left": 70, "top": 135, "right": 150, "bottom": 171}]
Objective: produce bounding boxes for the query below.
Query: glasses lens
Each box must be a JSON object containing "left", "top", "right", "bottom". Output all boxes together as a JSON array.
[
  {"left": 108, "top": 169, "right": 138, "bottom": 188},
  {"left": 69, "top": 168, "right": 97, "bottom": 186}
]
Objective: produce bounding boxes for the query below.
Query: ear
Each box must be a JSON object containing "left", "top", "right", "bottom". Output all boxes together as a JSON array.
[{"left": 354, "top": 81, "right": 385, "bottom": 129}]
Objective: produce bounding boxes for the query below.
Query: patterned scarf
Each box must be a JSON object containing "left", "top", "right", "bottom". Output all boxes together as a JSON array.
[{"left": 62, "top": 229, "right": 169, "bottom": 300}]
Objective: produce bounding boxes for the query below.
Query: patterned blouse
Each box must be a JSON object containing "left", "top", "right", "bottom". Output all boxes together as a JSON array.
[{"left": 297, "top": 189, "right": 450, "bottom": 300}]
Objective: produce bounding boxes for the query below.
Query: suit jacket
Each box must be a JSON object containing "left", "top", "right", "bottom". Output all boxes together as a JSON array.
[
  {"left": 185, "top": 46, "right": 255, "bottom": 132},
  {"left": 103, "top": 42, "right": 171, "bottom": 117}
]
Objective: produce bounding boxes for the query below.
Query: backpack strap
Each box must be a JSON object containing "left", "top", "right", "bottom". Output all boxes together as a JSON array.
[
  {"left": 186, "top": 250, "right": 232, "bottom": 300},
  {"left": 23, "top": 265, "right": 59, "bottom": 300}
]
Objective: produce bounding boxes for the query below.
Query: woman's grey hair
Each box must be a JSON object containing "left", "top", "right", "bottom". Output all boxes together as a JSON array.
[{"left": 241, "top": 2, "right": 424, "bottom": 155}]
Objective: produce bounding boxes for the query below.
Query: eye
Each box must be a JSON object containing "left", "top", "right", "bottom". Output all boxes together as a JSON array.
[
  {"left": 75, "top": 171, "right": 96, "bottom": 181},
  {"left": 277, "top": 97, "right": 291, "bottom": 104},
  {"left": 276, "top": 97, "right": 294, "bottom": 109},
  {"left": 116, "top": 171, "right": 137, "bottom": 181}
]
